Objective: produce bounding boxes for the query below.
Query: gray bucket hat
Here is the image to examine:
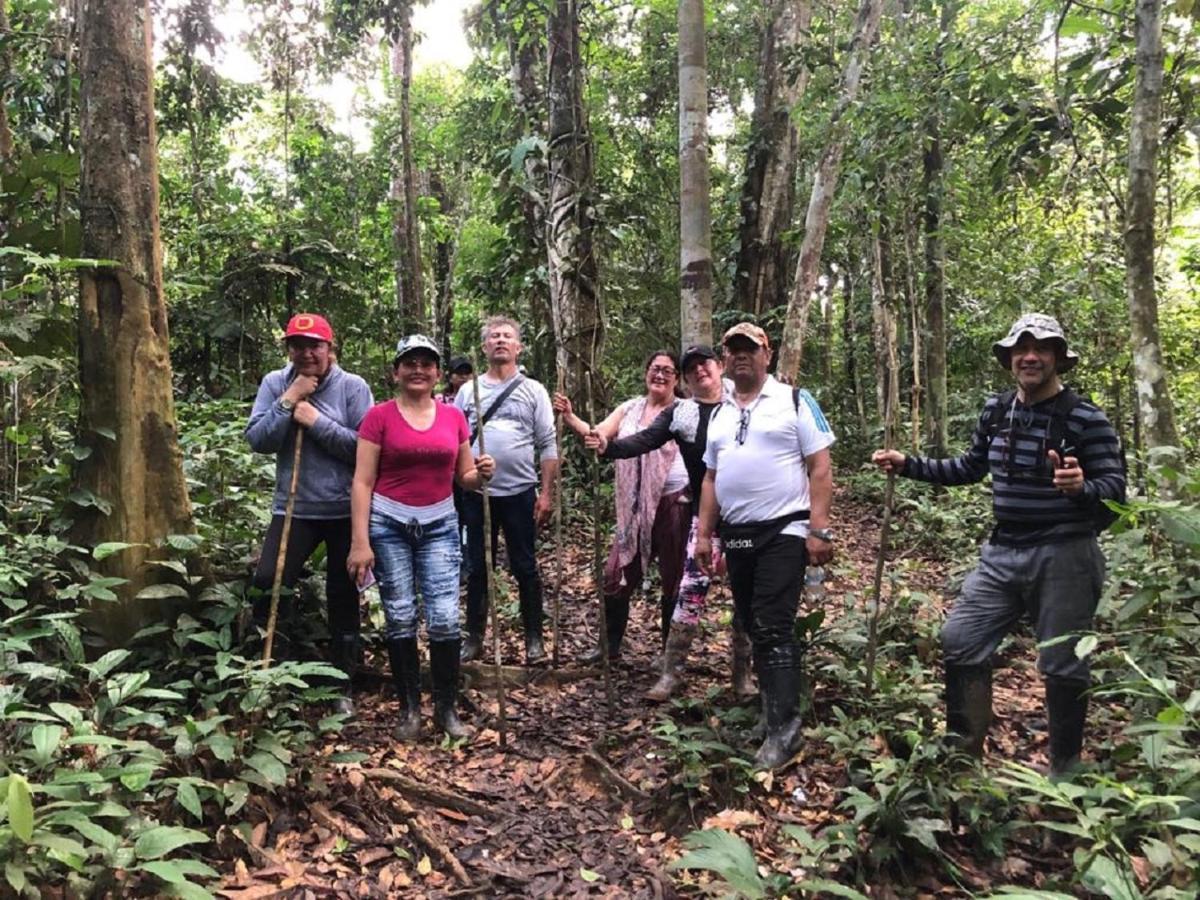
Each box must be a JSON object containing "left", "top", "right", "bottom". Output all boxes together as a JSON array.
[
  {"left": 992, "top": 313, "right": 1078, "bottom": 372},
  {"left": 393, "top": 333, "right": 441, "bottom": 365}
]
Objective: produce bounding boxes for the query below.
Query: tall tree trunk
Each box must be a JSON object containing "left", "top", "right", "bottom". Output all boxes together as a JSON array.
[
  {"left": 678, "top": 0, "right": 712, "bottom": 347},
  {"left": 733, "top": 0, "right": 811, "bottom": 315},
  {"left": 902, "top": 205, "right": 923, "bottom": 452},
  {"left": 842, "top": 267, "right": 868, "bottom": 437},
  {"left": 75, "top": 0, "right": 194, "bottom": 641},
  {"left": 547, "top": 0, "right": 602, "bottom": 400},
  {"left": 922, "top": 0, "right": 953, "bottom": 456},
  {"left": 871, "top": 225, "right": 900, "bottom": 434},
  {"left": 776, "top": 0, "right": 885, "bottom": 380},
  {"left": 429, "top": 171, "right": 456, "bottom": 358},
  {"left": 1125, "top": 0, "right": 1178, "bottom": 449},
  {"left": 390, "top": 9, "right": 425, "bottom": 333},
  {"left": 0, "top": 1, "right": 14, "bottom": 172}
]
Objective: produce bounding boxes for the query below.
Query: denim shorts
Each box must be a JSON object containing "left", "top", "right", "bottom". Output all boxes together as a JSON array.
[{"left": 369, "top": 512, "right": 462, "bottom": 641}]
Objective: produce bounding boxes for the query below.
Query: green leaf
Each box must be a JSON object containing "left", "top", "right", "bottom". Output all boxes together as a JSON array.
[
  {"left": 133, "top": 825, "right": 210, "bottom": 860},
  {"left": 1164, "top": 817, "right": 1200, "bottom": 833},
  {"left": 135, "top": 583, "right": 190, "bottom": 601},
  {"left": 1081, "top": 856, "right": 1141, "bottom": 900},
  {"left": 175, "top": 782, "right": 203, "bottom": 821},
  {"left": 165, "top": 534, "right": 202, "bottom": 552},
  {"left": 5, "top": 861, "right": 28, "bottom": 894},
  {"left": 136, "top": 858, "right": 219, "bottom": 884},
  {"left": 1058, "top": 14, "right": 1106, "bottom": 37},
  {"left": 93, "top": 541, "right": 142, "bottom": 560},
  {"left": 7, "top": 775, "right": 34, "bottom": 842},
  {"left": 244, "top": 752, "right": 288, "bottom": 786},
  {"left": 30, "top": 724, "right": 65, "bottom": 765},
  {"left": 85, "top": 648, "right": 131, "bottom": 680},
  {"left": 326, "top": 751, "right": 369, "bottom": 764},
  {"left": 668, "top": 829, "right": 766, "bottom": 899},
  {"left": 1074, "top": 634, "right": 1098, "bottom": 659},
  {"left": 579, "top": 868, "right": 602, "bottom": 883}
]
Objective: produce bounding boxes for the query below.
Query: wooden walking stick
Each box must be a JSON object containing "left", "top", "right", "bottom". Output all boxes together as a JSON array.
[
  {"left": 262, "top": 428, "right": 304, "bottom": 667},
  {"left": 865, "top": 346, "right": 900, "bottom": 694},
  {"left": 552, "top": 370, "right": 566, "bottom": 669},
  {"left": 472, "top": 372, "right": 508, "bottom": 747},
  {"left": 587, "top": 384, "right": 615, "bottom": 715}
]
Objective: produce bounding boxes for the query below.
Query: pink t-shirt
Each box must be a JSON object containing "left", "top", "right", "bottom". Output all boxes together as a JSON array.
[{"left": 358, "top": 400, "right": 469, "bottom": 506}]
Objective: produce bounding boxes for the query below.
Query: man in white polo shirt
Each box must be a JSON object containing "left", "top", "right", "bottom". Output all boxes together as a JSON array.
[{"left": 696, "top": 322, "right": 835, "bottom": 768}]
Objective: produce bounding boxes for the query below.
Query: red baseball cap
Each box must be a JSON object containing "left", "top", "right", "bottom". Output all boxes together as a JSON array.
[{"left": 284, "top": 313, "right": 334, "bottom": 344}]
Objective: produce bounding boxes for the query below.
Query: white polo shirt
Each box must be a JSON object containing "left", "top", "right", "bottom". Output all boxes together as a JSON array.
[{"left": 702, "top": 376, "right": 835, "bottom": 536}]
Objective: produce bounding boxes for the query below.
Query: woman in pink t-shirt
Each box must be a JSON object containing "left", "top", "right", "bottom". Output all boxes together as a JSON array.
[{"left": 348, "top": 335, "right": 493, "bottom": 742}]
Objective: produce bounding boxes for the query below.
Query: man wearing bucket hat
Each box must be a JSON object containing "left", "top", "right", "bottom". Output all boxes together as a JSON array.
[
  {"left": 246, "top": 313, "right": 375, "bottom": 714},
  {"left": 695, "top": 323, "right": 836, "bottom": 768},
  {"left": 871, "top": 313, "right": 1126, "bottom": 777}
]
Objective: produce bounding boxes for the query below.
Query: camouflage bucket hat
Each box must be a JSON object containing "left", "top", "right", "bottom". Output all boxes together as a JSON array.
[{"left": 992, "top": 313, "right": 1078, "bottom": 372}]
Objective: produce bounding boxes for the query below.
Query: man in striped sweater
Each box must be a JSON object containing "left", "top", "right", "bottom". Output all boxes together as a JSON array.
[{"left": 872, "top": 314, "right": 1125, "bottom": 777}]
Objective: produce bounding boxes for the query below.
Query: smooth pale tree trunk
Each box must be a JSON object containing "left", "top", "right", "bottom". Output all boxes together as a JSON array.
[
  {"left": 776, "top": 0, "right": 885, "bottom": 380},
  {"left": 390, "top": 10, "right": 425, "bottom": 333},
  {"left": 922, "top": 0, "right": 953, "bottom": 457},
  {"left": 1125, "top": 0, "right": 1178, "bottom": 450},
  {"left": 902, "top": 207, "right": 924, "bottom": 452},
  {"left": 547, "top": 0, "right": 602, "bottom": 400},
  {"left": 75, "top": 0, "right": 194, "bottom": 641},
  {"left": 733, "top": 0, "right": 811, "bottom": 315},
  {"left": 429, "top": 171, "right": 456, "bottom": 357},
  {"left": 678, "top": 0, "right": 712, "bottom": 347}
]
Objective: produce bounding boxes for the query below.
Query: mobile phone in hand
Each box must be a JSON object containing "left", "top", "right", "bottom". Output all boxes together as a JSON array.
[{"left": 357, "top": 568, "right": 377, "bottom": 593}]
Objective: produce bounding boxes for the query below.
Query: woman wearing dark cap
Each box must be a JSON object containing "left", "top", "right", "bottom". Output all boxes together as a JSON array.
[
  {"left": 554, "top": 350, "right": 689, "bottom": 665},
  {"left": 348, "top": 335, "right": 494, "bottom": 741},
  {"left": 439, "top": 356, "right": 474, "bottom": 404}
]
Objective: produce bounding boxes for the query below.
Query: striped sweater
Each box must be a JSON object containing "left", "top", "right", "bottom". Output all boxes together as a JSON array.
[{"left": 901, "top": 390, "right": 1125, "bottom": 546}]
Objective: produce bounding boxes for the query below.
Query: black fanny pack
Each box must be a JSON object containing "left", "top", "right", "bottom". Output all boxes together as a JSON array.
[{"left": 719, "top": 510, "right": 810, "bottom": 554}]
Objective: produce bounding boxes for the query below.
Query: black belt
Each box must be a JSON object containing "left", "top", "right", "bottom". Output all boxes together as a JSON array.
[{"left": 719, "top": 510, "right": 809, "bottom": 553}]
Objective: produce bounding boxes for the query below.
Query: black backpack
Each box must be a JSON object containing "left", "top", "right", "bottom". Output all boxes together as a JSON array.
[{"left": 984, "top": 387, "right": 1125, "bottom": 531}]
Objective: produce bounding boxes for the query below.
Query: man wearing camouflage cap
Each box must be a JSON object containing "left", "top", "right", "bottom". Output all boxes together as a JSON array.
[{"left": 871, "top": 313, "right": 1126, "bottom": 777}]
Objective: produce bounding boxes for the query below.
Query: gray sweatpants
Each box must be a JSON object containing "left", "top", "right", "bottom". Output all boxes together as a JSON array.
[{"left": 941, "top": 536, "right": 1106, "bottom": 683}]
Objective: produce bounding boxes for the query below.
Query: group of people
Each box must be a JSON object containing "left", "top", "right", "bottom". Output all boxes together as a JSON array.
[{"left": 247, "top": 309, "right": 1124, "bottom": 776}]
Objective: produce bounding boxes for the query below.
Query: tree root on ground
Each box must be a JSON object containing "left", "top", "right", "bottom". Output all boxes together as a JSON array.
[
  {"left": 581, "top": 743, "right": 653, "bottom": 802},
  {"left": 361, "top": 768, "right": 502, "bottom": 819},
  {"left": 386, "top": 794, "right": 474, "bottom": 887}
]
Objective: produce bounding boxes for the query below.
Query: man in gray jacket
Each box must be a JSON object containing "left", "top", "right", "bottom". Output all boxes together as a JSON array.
[{"left": 245, "top": 313, "right": 374, "bottom": 713}]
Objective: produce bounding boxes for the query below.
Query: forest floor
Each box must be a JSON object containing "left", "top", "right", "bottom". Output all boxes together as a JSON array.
[{"left": 210, "top": 495, "right": 1086, "bottom": 899}]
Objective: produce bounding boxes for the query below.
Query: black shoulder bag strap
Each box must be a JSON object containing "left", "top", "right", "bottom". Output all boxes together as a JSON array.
[{"left": 469, "top": 375, "right": 525, "bottom": 446}]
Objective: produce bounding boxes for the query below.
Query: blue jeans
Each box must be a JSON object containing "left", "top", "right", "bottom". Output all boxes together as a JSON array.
[{"left": 370, "top": 511, "right": 462, "bottom": 642}]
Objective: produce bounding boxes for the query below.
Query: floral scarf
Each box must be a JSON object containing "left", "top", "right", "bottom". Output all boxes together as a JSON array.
[{"left": 611, "top": 396, "right": 680, "bottom": 581}]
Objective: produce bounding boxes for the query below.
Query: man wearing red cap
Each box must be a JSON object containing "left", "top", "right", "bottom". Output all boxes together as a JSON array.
[{"left": 245, "top": 314, "right": 374, "bottom": 714}]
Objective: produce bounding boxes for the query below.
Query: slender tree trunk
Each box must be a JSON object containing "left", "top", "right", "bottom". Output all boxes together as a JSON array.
[
  {"left": 678, "top": 0, "right": 712, "bottom": 347},
  {"left": 922, "top": 1, "right": 953, "bottom": 457},
  {"left": 390, "top": 9, "right": 425, "bottom": 333},
  {"left": 429, "top": 171, "right": 456, "bottom": 357},
  {"left": 733, "top": 0, "right": 811, "bottom": 315},
  {"left": 902, "top": 207, "right": 923, "bottom": 452},
  {"left": 547, "top": 0, "right": 602, "bottom": 399},
  {"left": 75, "top": 0, "right": 194, "bottom": 641},
  {"left": 776, "top": 0, "right": 885, "bottom": 380},
  {"left": 1125, "top": 0, "right": 1178, "bottom": 449},
  {"left": 842, "top": 267, "right": 868, "bottom": 437},
  {"left": 0, "top": 1, "right": 14, "bottom": 171},
  {"left": 871, "top": 226, "right": 900, "bottom": 431}
]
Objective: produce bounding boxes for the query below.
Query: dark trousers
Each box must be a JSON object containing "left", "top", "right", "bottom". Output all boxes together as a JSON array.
[
  {"left": 462, "top": 488, "right": 543, "bottom": 637},
  {"left": 725, "top": 533, "right": 807, "bottom": 656},
  {"left": 251, "top": 515, "right": 360, "bottom": 639}
]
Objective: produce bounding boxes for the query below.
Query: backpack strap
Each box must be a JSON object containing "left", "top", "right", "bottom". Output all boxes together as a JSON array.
[
  {"left": 985, "top": 389, "right": 1018, "bottom": 439},
  {"left": 469, "top": 375, "right": 525, "bottom": 446},
  {"left": 1045, "top": 387, "right": 1082, "bottom": 455}
]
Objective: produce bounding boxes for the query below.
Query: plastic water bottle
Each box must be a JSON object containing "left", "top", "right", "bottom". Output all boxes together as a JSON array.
[{"left": 804, "top": 566, "right": 826, "bottom": 602}]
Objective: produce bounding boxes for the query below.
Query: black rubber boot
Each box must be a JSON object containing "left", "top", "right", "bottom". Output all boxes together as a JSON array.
[
  {"left": 754, "top": 644, "right": 804, "bottom": 769},
  {"left": 388, "top": 638, "right": 422, "bottom": 741},
  {"left": 944, "top": 664, "right": 993, "bottom": 758},
  {"left": 429, "top": 639, "right": 471, "bottom": 740},
  {"left": 460, "top": 631, "right": 485, "bottom": 663},
  {"left": 1045, "top": 676, "right": 1088, "bottom": 779},
  {"left": 329, "top": 633, "right": 361, "bottom": 717},
  {"left": 577, "top": 595, "right": 629, "bottom": 664},
  {"left": 730, "top": 618, "right": 756, "bottom": 700}
]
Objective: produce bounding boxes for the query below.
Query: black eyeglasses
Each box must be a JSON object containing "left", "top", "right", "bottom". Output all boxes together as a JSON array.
[
  {"left": 648, "top": 365, "right": 677, "bottom": 377},
  {"left": 736, "top": 408, "right": 751, "bottom": 446}
]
